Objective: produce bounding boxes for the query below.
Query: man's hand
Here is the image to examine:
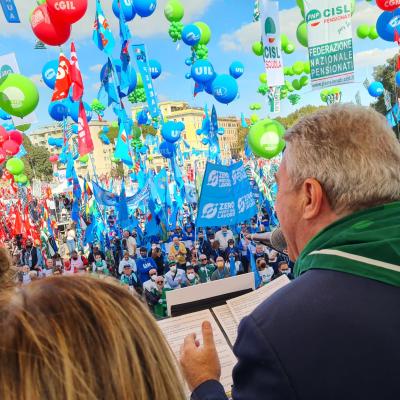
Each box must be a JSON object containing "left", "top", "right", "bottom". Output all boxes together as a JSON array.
[{"left": 180, "top": 321, "right": 221, "bottom": 391}]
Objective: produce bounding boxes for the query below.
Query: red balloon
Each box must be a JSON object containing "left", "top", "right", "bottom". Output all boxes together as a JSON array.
[
  {"left": 0, "top": 149, "right": 6, "bottom": 165},
  {"left": 376, "top": 0, "right": 400, "bottom": 11},
  {"left": 49, "top": 155, "right": 59, "bottom": 164},
  {"left": 47, "top": 0, "right": 88, "bottom": 24},
  {"left": 8, "top": 130, "right": 23, "bottom": 146},
  {"left": 30, "top": 4, "right": 72, "bottom": 46},
  {"left": 0, "top": 126, "right": 8, "bottom": 145},
  {"left": 3, "top": 140, "right": 20, "bottom": 156}
]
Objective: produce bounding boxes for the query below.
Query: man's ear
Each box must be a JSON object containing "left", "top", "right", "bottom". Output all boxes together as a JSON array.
[{"left": 302, "top": 178, "right": 324, "bottom": 220}]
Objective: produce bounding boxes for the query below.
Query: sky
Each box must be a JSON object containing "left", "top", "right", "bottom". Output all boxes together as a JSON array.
[{"left": 0, "top": 0, "right": 396, "bottom": 130}]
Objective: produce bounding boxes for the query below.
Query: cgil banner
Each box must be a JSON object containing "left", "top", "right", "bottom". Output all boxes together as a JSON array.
[
  {"left": 304, "top": 0, "right": 354, "bottom": 89},
  {"left": 259, "top": 0, "right": 284, "bottom": 87},
  {"left": 197, "top": 161, "right": 257, "bottom": 228}
]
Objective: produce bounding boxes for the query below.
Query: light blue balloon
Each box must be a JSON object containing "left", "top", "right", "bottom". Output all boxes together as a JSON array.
[
  {"left": 212, "top": 74, "right": 239, "bottom": 104},
  {"left": 48, "top": 137, "right": 64, "bottom": 148},
  {"left": 159, "top": 141, "right": 175, "bottom": 159},
  {"left": 42, "top": 59, "right": 58, "bottom": 90},
  {"left": 103, "top": 126, "right": 110, "bottom": 133},
  {"left": 69, "top": 101, "right": 92, "bottom": 123},
  {"left": 185, "top": 72, "right": 192, "bottom": 80},
  {"left": 112, "top": 0, "right": 136, "bottom": 21},
  {"left": 185, "top": 58, "right": 193, "bottom": 66},
  {"left": 100, "top": 134, "right": 110, "bottom": 145},
  {"left": 191, "top": 59, "right": 215, "bottom": 84},
  {"left": 48, "top": 101, "right": 68, "bottom": 121},
  {"left": 182, "top": 24, "right": 201, "bottom": 47},
  {"left": 201, "top": 138, "right": 209, "bottom": 145},
  {"left": 134, "top": 0, "right": 157, "bottom": 17},
  {"left": 149, "top": 59, "right": 162, "bottom": 79},
  {"left": 0, "top": 108, "right": 11, "bottom": 120},
  {"left": 229, "top": 61, "right": 244, "bottom": 79},
  {"left": 161, "top": 121, "right": 183, "bottom": 143},
  {"left": 368, "top": 81, "right": 384, "bottom": 98},
  {"left": 72, "top": 125, "right": 79, "bottom": 134}
]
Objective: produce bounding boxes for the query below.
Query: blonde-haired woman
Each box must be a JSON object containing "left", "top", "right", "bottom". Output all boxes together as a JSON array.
[{"left": 0, "top": 276, "right": 186, "bottom": 400}]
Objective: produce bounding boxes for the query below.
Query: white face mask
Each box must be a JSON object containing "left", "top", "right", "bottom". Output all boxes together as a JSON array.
[
  {"left": 170, "top": 266, "right": 177, "bottom": 273},
  {"left": 187, "top": 273, "right": 195, "bottom": 280},
  {"left": 151, "top": 274, "right": 157, "bottom": 281},
  {"left": 282, "top": 268, "right": 291, "bottom": 275},
  {"left": 259, "top": 269, "right": 268, "bottom": 276}
]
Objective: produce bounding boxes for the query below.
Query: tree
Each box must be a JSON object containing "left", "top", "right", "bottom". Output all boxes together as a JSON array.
[
  {"left": 22, "top": 136, "right": 53, "bottom": 181},
  {"left": 235, "top": 126, "right": 249, "bottom": 154},
  {"left": 275, "top": 105, "right": 326, "bottom": 129}
]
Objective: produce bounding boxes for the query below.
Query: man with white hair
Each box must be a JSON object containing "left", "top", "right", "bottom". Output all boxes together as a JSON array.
[{"left": 180, "top": 105, "right": 400, "bottom": 399}]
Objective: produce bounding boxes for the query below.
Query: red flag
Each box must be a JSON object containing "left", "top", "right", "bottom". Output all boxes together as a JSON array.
[
  {"left": 397, "top": 54, "right": 400, "bottom": 72},
  {"left": 13, "top": 208, "right": 23, "bottom": 236},
  {"left": 395, "top": 30, "right": 400, "bottom": 46},
  {"left": 52, "top": 52, "right": 72, "bottom": 102},
  {"left": 70, "top": 42, "right": 84, "bottom": 101},
  {"left": 78, "top": 101, "right": 94, "bottom": 156}
]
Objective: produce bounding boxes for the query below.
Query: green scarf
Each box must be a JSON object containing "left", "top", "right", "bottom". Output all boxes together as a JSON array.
[{"left": 295, "top": 201, "right": 400, "bottom": 287}]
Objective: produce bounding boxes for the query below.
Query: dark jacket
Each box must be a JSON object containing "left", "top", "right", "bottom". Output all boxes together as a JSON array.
[{"left": 192, "top": 270, "right": 400, "bottom": 400}]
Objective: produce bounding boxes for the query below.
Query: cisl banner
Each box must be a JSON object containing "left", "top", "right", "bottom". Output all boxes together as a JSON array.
[
  {"left": 259, "top": 0, "right": 284, "bottom": 87},
  {"left": 304, "top": 0, "right": 354, "bottom": 88}
]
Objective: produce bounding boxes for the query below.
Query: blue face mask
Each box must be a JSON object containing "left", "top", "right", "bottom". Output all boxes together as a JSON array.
[
  {"left": 222, "top": 232, "right": 227, "bottom": 237},
  {"left": 174, "top": 245, "right": 179, "bottom": 250}
]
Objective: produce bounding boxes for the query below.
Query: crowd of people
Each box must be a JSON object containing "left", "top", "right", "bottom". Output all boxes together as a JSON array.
[{"left": 8, "top": 212, "right": 292, "bottom": 318}]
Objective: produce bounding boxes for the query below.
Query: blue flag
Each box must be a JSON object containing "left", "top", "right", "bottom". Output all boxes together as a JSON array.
[
  {"left": 229, "top": 256, "right": 237, "bottom": 277},
  {"left": 114, "top": 120, "right": 133, "bottom": 167},
  {"left": 71, "top": 169, "right": 82, "bottom": 223},
  {"left": 0, "top": 0, "right": 20, "bottom": 23},
  {"left": 92, "top": 181, "right": 119, "bottom": 206},
  {"left": 117, "top": 180, "right": 129, "bottom": 228},
  {"left": 387, "top": 110, "right": 397, "bottom": 127},
  {"left": 93, "top": 0, "right": 115, "bottom": 55},
  {"left": 99, "top": 58, "right": 120, "bottom": 106},
  {"left": 249, "top": 250, "right": 261, "bottom": 288}
]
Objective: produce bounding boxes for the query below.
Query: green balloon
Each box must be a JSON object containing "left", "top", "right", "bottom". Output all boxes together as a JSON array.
[
  {"left": 164, "top": 0, "right": 184, "bottom": 22},
  {"left": 37, "top": 0, "right": 46, "bottom": 4},
  {"left": 0, "top": 74, "right": 39, "bottom": 118},
  {"left": 284, "top": 42, "right": 295, "bottom": 54},
  {"left": 6, "top": 158, "right": 24, "bottom": 176},
  {"left": 292, "top": 79, "right": 301, "bottom": 91},
  {"left": 285, "top": 80, "right": 295, "bottom": 92},
  {"left": 111, "top": 156, "right": 120, "bottom": 163},
  {"left": 299, "top": 75, "right": 309, "bottom": 87},
  {"left": 357, "top": 24, "right": 370, "bottom": 39},
  {"left": 79, "top": 154, "right": 89, "bottom": 163},
  {"left": 259, "top": 72, "right": 268, "bottom": 84},
  {"left": 248, "top": 119, "right": 285, "bottom": 159},
  {"left": 285, "top": 67, "right": 294, "bottom": 76},
  {"left": 132, "top": 125, "right": 142, "bottom": 139},
  {"left": 368, "top": 26, "right": 378, "bottom": 40},
  {"left": 136, "top": 73, "right": 143, "bottom": 89},
  {"left": 292, "top": 61, "right": 304, "bottom": 75},
  {"left": 15, "top": 174, "right": 28, "bottom": 184},
  {"left": 296, "top": 21, "right": 308, "bottom": 47},
  {"left": 303, "top": 61, "right": 311, "bottom": 74},
  {"left": 15, "top": 123, "right": 31, "bottom": 132},
  {"left": 250, "top": 114, "right": 259, "bottom": 124},
  {"left": 320, "top": 89, "right": 329, "bottom": 102},
  {"left": 281, "top": 34, "right": 289, "bottom": 50},
  {"left": 252, "top": 41, "right": 264, "bottom": 56},
  {"left": 194, "top": 22, "right": 211, "bottom": 45}
]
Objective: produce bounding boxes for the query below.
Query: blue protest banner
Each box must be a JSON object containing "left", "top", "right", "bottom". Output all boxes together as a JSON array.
[
  {"left": 0, "top": 0, "right": 20, "bottom": 23},
  {"left": 197, "top": 161, "right": 257, "bottom": 227}
]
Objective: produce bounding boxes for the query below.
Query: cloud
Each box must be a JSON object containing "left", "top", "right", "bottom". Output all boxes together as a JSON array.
[
  {"left": 355, "top": 47, "right": 397, "bottom": 69},
  {"left": 92, "top": 82, "right": 101, "bottom": 91},
  {"left": 29, "top": 74, "right": 46, "bottom": 88},
  {"left": 89, "top": 64, "right": 103, "bottom": 73},
  {"left": 158, "top": 93, "right": 170, "bottom": 102},
  {"left": 157, "top": 71, "right": 172, "bottom": 81},
  {"left": 1, "top": 0, "right": 214, "bottom": 41}
]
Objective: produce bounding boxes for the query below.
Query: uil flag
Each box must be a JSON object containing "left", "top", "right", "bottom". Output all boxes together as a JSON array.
[
  {"left": 70, "top": 42, "right": 84, "bottom": 101},
  {"left": 52, "top": 52, "right": 72, "bottom": 102},
  {"left": 77, "top": 101, "right": 94, "bottom": 156},
  {"left": 93, "top": 0, "right": 115, "bottom": 56}
]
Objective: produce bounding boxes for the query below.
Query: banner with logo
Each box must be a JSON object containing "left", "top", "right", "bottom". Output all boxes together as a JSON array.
[
  {"left": 131, "top": 44, "right": 160, "bottom": 118},
  {"left": 197, "top": 161, "right": 257, "bottom": 228},
  {"left": 259, "top": 0, "right": 284, "bottom": 87},
  {"left": 304, "top": 0, "right": 354, "bottom": 89},
  {"left": 0, "top": 0, "right": 20, "bottom": 23}
]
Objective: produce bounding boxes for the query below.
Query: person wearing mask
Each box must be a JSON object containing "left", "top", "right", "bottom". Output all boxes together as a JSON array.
[
  {"left": 169, "top": 236, "right": 187, "bottom": 269},
  {"left": 272, "top": 261, "right": 294, "bottom": 281},
  {"left": 143, "top": 268, "right": 158, "bottom": 293},
  {"left": 20, "top": 239, "right": 40, "bottom": 273},
  {"left": 214, "top": 226, "right": 234, "bottom": 251},
  {"left": 136, "top": 247, "right": 157, "bottom": 285},
  {"left": 70, "top": 251, "right": 88, "bottom": 274},
  {"left": 92, "top": 253, "right": 109, "bottom": 275},
  {"left": 164, "top": 261, "right": 187, "bottom": 290},
  {"left": 122, "top": 230, "right": 137, "bottom": 259},
  {"left": 211, "top": 256, "right": 231, "bottom": 281},
  {"left": 253, "top": 243, "right": 268, "bottom": 262},
  {"left": 224, "top": 239, "right": 239, "bottom": 260},
  {"left": 41, "top": 258, "right": 54, "bottom": 278},
  {"left": 197, "top": 255, "right": 215, "bottom": 283},
  {"left": 226, "top": 253, "right": 243, "bottom": 275},
  {"left": 0, "top": 276, "right": 186, "bottom": 400},
  {"left": 267, "top": 249, "right": 281, "bottom": 273},
  {"left": 151, "top": 276, "right": 171, "bottom": 319},
  {"left": 66, "top": 225, "right": 76, "bottom": 255},
  {"left": 150, "top": 245, "right": 164, "bottom": 275},
  {"left": 111, "top": 235, "right": 123, "bottom": 267},
  {"left": 118, "top": 251, "right": 137, "bottom": 276},
  {"left": 52, "top": 253, "right": 64, "bottom": 271},
  {"left": 183, "top": 224, "right": 195, "bottom": 244},
  {"left": 183, "top": 266, "right": 200, "bottom": 287},
  {"left": 87, "top": 244, "right": 105, "bottom": 265},
  {"left": 256, "top": 257, "right": 274, "bottom": 287},
  {"left": 120, "top": 264, "right": 140, "bottom": 294},
  {"left": 210, "top": 240, "right": 223, "bottom": 263},
  {"left": 173, "top": 226, "right": 184, "bottom": 240},
  {"left": 197, "top": 230, "right": 212, "bottom": 259}
]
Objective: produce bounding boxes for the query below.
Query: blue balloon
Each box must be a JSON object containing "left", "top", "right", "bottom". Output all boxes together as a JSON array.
[
  {"left": 100, "top": 134, "right": 111, "bottom": 145},
  {"left": 204, "top": 73, "right": 217, "bottom": 94},
  {"left": 149, "top": 59, "right": 162, "bottom": 79},
  {"left": 112, "top": 0, "right": 136, "bottom": 21},
  {"left": 376, "top": 9, "right": 400, "bottom": 42},
  {"left": 201, "top": 138, "right": 209, "bottom": 145},
  {"left": 212, "top": 74, "right": 239, "bottom": 104},
  {"left": 42, "top": 59, "right": 58, "bottom": 90},
  {"left": 368, "top": 81, "right": 384, "bottom": 98},
  {"left": 182, "top": 24, "right": 201, "bottom": 47},
  {"left": 185, "top": 72, "right": 192, "bottom": 80},
  {"left": 103, "top": 126, "right": 110, "bottom": 133},
  {"left": 48, "top": 101, "right": 68, "bottom": 121},
  {"left": 0, "top": 108, "right": 11, "bottom": 120},
  {"left": 58, "top": 153, "right": 67, "bottom": 164},
  {"left": 134, "top": 0, "right": 157, "bottom": 17},
  {"left": 69, "top": 101, "right": 92, "bottom": 123},
  {"left": 396, "top": 71, "right": 400, "bottom": 87},
  {"left": 72, "top": 125, "right": 79, "bottom": 134},
  {"left": 128, "top": 66, "right": 137, "bottom": 94},
  {"left": 229, "top": 61, "right": 244, "bottom": 79},
  {"left": 185, "top": 58, "right": 193, "bottom": 66},
  {"left": 139, "top": 145, "right": 148, "bottom": 154},
  {"left": 161, "top": 121, "right": 184, "bottom": 143},
  {"left": 48, "top": 137, "right": 64, "bottom": 148},
  {"left": 159, "top": 141, "right": 175, "bottom": 159},
  {"left": 191, "top": 60, "right": 215, "bottom": 84}
]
